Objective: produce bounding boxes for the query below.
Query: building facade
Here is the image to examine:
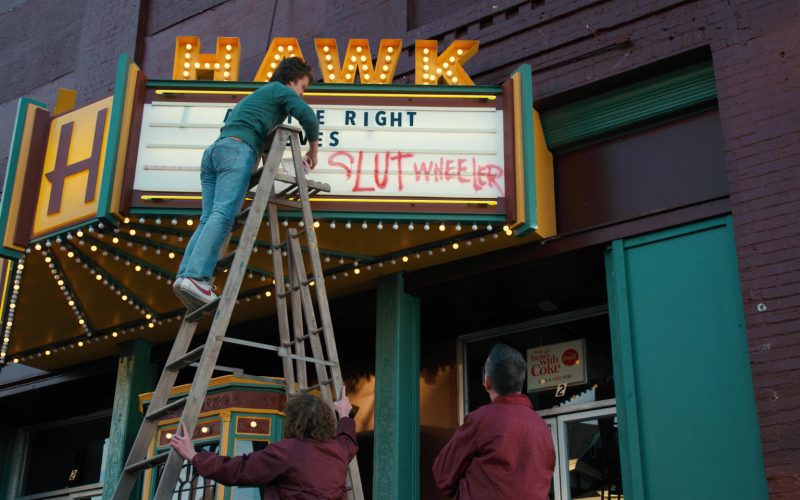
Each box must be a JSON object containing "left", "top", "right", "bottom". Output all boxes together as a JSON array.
[{"left": 0, "top": 1, "right": 798, "bottom": 499}]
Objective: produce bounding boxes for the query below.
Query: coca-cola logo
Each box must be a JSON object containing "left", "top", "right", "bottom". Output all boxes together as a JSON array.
[{"left": 562, "top": 348, "right": 579, "bottom": 366}]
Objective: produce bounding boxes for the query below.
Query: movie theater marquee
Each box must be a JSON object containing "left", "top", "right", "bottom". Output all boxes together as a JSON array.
[{"left": 134, "top": 101, "right": 506, "bottom": 199}]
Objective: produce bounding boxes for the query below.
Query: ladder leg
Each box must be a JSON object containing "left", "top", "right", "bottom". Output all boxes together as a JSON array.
[
  {"left": 288, "top": 137, "right": 365, "bottom": 500},
  {"left": 288, "top": 244, "right": 308, "bottom": 391},
  {"left": 286, "top": 231, "right": 333, "bottom": 404},
  {"left": 288, "top": 135, "right": 346, "bottom": 398},
  {"left": 268, "top": 203, "right": 297, "bottom": 396},
  {"left": 155, "top": 130, "right": 290, "bottom": 497},
  {"left": 112, "top": 318, "right": 199, "bottom": 500}
]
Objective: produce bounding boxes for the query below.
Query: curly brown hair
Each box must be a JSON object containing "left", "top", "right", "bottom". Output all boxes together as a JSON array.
[
  {"left": 272, "top": 57, "right": 313, "bottom": 85},
  {"left": 284, "top": 393, "right": 336, "bottom": 441}
]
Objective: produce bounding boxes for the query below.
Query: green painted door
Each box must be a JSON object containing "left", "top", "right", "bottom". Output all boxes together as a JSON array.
[{"left": 605, "top": 216, "right": 767, "bottom": 500}]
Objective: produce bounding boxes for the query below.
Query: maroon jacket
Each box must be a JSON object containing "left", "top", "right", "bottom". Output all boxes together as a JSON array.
[
  {"left": 192, "top": 417, "right": 358, "bottom": 499},
  {"left": 433, "top": 394, "right": 555, "bottom": 499}
]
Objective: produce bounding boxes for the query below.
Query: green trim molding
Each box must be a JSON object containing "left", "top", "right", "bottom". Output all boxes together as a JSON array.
[
  {"left": 374, "top": 273, "right": 420, "bottom": 500},
  {"left": 510, "top": 64, "right": 537, "bottom": 236},
  {"left": 97, "top": 54, "right": 132, "bottom": 221},
  {"left": 542, "top": 63, "right": 717, "bottom": 150},
  {"left": 102, "top": 339, "right": 154, "bottom": 500}
]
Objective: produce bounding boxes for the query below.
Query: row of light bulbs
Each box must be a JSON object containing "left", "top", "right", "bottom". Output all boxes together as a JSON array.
[
  {"left": 0, "top": 257, "right": 25, "bottom": 361},
  {"left": 3, "top": 216, "right": 513, "bottom": 363},
  {"left": 180, "top": 42, "right": 236, "bottom": 80}
]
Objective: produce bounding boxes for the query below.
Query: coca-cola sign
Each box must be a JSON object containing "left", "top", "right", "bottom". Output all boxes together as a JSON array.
[{"left": 526, "top": 339, "right": 587, "bottom": 393}]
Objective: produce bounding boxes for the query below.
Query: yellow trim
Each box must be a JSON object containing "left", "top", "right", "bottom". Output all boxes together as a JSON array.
[
  {"left": 510, "top": 73, "right": 525, "bottom": 230},
  {"left": 533, "top": 109, "right": 556, "bottom": 238},
  {"left": 110, "top": 64, "right": 139, "bottom": 216},
  {"left": 54, "top": 88, "right": 77, "bottom": 115},
  {"left": 138, "top": 194, "right": 498, "bottom": 206},
  {"left": 216, "top": 410, "right": 232, "bottom": 499},
  {"left": 154, "top": 88, "right": 496, "bottom": 100},
  {"left": 0, "top": 264, "right": 11, "bottom": 322}
]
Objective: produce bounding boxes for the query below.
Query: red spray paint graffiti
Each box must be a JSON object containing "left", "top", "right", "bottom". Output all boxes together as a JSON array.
[{"left": 327, "top": 151, "right": 504, "bottom": 195}]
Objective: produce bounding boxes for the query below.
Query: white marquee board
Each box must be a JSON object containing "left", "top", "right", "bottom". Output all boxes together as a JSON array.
[{"left": 134, "top": 101, "right": 505, "bottom": 199}]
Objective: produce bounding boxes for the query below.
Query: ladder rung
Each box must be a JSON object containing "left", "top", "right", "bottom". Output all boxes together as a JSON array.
[
  {"left": 282, "top": 328, "right": 323, "bottom": 347},
  {"left": 301, "top": 379, "right": 333, "bottom": 392},
  {"left": 275, "top": 172, "right": 331, "bottom": 193},
  {"left": 146, "top": 396, "right": 187, "bottom": 421},
  {"left": 166, "top": 346, "right": 204, "bottom": 371},
  {"left": 125, "top": 451, "right": 170, "bottom": 473},
  {"left": 218, "top": 336, "right": 338, "bottom": 367},
  {"left": 216, "top": 250, "right": 237, "bottom": 271},
  {"left": 185, "top": 299, "right": 220, "bottom": 323},
  {"left": 189, "top": 362, "right": 243, "bottom": 376},
  {"left": 231, "top": 207, "right": 251, "bottom": 231},
  {"left": 269, "top": 197, "right": 302, "bottom": 209},
  {"left": 277, "top": 279, "right": 313, "bottom": 298}
]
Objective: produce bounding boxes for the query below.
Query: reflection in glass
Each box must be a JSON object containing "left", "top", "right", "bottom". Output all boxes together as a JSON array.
[
  {"left": 565, "top": 416, "right": 623, "bottom": 499},
  {"left": 464, "top": 313, "right": 614, "bottom": 414},
  {"left": 231, "top": 440, "right": 269, "bottom": 500}
]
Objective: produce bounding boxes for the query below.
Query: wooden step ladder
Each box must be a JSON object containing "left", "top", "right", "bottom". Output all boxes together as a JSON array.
[{"left": 111, "top": 124, "right": 364, "bottom": 500}]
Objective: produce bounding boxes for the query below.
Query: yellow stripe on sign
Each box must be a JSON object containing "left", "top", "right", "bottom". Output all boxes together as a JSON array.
[
  {"left": 138, "top": 194, "right": 498, "bottom": 206},
  {"left": 154, "top": 89, "right": 496, "bottom": 100}
]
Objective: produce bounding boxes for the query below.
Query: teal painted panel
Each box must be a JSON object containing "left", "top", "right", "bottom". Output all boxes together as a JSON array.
[
  {"left": 542, "top": 63, "right": 717, "bottom": 150},
  {"left": 606, "top": 217, "right": 768, "bottom": 499}
]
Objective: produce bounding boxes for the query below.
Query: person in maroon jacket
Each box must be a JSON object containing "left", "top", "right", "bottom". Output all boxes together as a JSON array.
[
  {"left": 433, "top": 344, "right": 556, "bottom": 499},
  {"left": 170, "top": 389, "right": 357, "bottom": 500}
]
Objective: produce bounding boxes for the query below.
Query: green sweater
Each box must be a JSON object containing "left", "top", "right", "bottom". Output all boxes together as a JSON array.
[{"left": 219, "top": 82, "right": 319, "bottom": 156}]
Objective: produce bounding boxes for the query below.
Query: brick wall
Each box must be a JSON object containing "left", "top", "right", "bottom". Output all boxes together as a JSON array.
[{"left": 0, "top": 0, "right": 797, "bottom": 495}]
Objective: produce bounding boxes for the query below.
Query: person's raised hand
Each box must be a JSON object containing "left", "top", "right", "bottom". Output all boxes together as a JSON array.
[
  {"left": 333, "top": 387, "right": 353, "bottom": 419},
  {"left": 170, "top": 422, "right": 197, "bottom": 461}
]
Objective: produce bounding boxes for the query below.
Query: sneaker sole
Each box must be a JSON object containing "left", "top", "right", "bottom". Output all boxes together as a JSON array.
[{"left": 179, "top": 282, "right": 219, "bottom": 310}]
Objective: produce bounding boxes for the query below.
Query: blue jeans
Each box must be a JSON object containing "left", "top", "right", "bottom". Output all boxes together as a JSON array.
[{"left": 178, "top": 137, "right": 257, "bottom": 280}]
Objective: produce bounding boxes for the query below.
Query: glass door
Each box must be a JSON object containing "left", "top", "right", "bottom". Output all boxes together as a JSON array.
[{"left": 545, "top": 406, "right": 623, "bottom": 500}]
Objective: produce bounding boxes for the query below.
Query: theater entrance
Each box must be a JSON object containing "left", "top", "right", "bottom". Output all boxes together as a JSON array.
[{"left": 542, "top": 403, "right": 622, "bottom": 500}]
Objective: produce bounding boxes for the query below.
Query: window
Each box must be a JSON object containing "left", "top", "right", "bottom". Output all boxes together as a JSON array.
[
  {"left": 460, "top": 306, "right": 614, "bottom": 416},
  {"left": 21, "top": 413, "right": 110, "bottom": 496}
]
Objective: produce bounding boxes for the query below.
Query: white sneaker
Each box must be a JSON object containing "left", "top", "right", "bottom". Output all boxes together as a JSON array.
[
  {"left": 172, "top": 277, "right": 189, "bottom": 309},
  {"left": 177, "top": 277, "right": 218, "bottom": 310}
]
